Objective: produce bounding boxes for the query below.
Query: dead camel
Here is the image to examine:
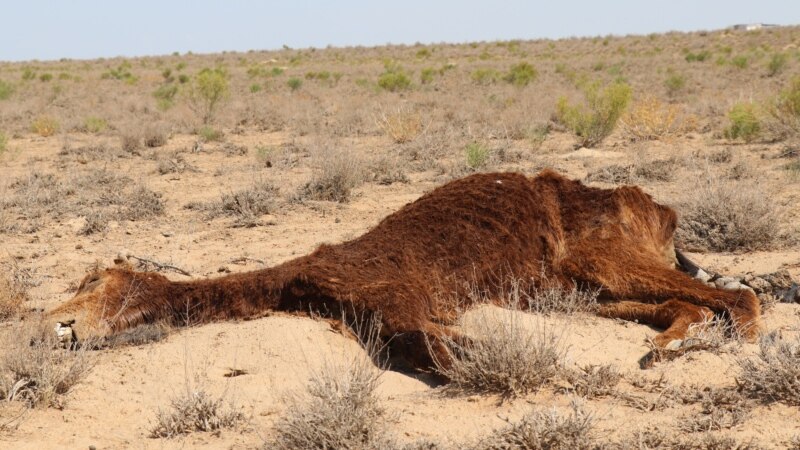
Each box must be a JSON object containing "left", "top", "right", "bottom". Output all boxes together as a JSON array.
[{"left": 48, "top": 170, "right": 762, "bottom": 371}]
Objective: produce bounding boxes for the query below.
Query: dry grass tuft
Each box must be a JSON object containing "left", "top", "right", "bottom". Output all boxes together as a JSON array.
[
  {"left": 737, "top": 333, "right": 800, "bottom": 405},
  {"left": 0, "top": 169, "right": 164, "bottom": 234},
  {"left": 188, "top": 179, "right": 278, "bottom": 227},
  {"left": 434, "top": 280, "right": 574, "bottom": 398},
  {"left": 149, "top": 389, "right": 245, "bottom": 438},
  {"left": 619, "top": 428, "right": 761, "bottom": 450},
  {"left": 620, "top": 96, "right": 692, "bottom": 141},
  {"left": 376, "top": 107, "right": 424, "bottom": 143},
  {"left": 0, "top": 274, "right": 28, "bottom": 321},
  {"left": 473, "top": 402, "right": 597, "bottom": 450},
  {"left": 0, "top": 319, "right": 96, "bottom": 408},
  {"left": 271, "top": 322, "right": 392, "bottom": 450},
  {"left": 675, "top": 170, "right": 781, "bottom": 252},
  {"left": 561, "top": 364, "right": 620, "bottom": 399},
  {"left": 298, "top": 144, "right": 365, "bottom": 203}
]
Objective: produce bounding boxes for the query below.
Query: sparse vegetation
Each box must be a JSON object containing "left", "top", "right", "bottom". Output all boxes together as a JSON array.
[
  {"left": 299, "top": 144, "right": 365, "bottom": 202},
  {"left": 150, "top": 388, "right": 244, "bottom": 438},
  {"left": 556, "top": 80, "right": 632, "bottom": 147},
  {"left": 83, "top": 116, "right": 108, "bottom": 134},
  {"left": 376, "top": 107, "right": 423, "bottom": 143},
  {"left": 738, "top": 333, "right": 800, "bottom": 405},
  {"left": 0, "top": 131, "right": 7, "bottom": 154},
  {"left": 0, "top": 320, "right": 96, "bottom": 408},
  {"left": 473, "top": 403, "right": 597, "bottom": 450},
  {"left": 620, "top": 95, "right": 687, "bottom": 141},
  {"left": 272, "top": 322, "right": 392, "bottom": 450},
  {"left": 664, "top": 70, "right": 686, "bottom": 98},
  {"left": 434, "top": 282, "right": 568, "bottom": 398},
  {"left": 187, "top": 67, "right": 229, "bottom": 124},
  {"left": 31, "top": 116, "right": 60, "bottom": 137},
  {"left": 0, "top": 79, "right": 13, "bottom": 100},
  {"left": 767, "top": 52, "right": 788, "bottom": 77},
  {"left": 724, "top": 102, "right": 761, "bottom": 142},
  {"left": 287, "top": 77, "right": 303, "bottom": 91},
  {"left": 189, "top": 179, "right": 278, "bottom": 227},
  {"left": 503, "top": 62, "right": 537, "bottom": 87},
  {"left": 676, "top": 170, "right": 780, "bottom": 252},
  {"left": 378, "top": 62, "right": 412, "bottom": 92},
  {"left": 464, "top": 141, "right": 490, "bottom": 170}
]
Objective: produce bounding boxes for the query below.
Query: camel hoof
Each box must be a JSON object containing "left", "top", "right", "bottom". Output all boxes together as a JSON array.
[
  {"left": 54, "top": 321, "right": 76, "bottom": 348},
  {"left": 664, "top": 339, "right": 683, "bottom": 351}
]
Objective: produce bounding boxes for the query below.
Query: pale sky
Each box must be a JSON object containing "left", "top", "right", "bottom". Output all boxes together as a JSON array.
[{"left": 1, "top": 1, "right": 797, "bottom": 62}]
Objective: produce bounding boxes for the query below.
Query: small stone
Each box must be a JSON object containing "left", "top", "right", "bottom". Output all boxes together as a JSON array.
[
  {"left": 706, "top": 282, "right": 716, "bottom": 288},
  {"left": 161, "top": 231, "right": 174, "bottom": 237},
  {"left": 218, "top": 266, "right": 230, "bottom": 273},
  {"left": 665, "top": 340, "right": 683, "bottom": 351},
  {"left": 334, "top": 218, "right": 341, "bottom": 224},
  {"left": 744, "top": 276, "right": 772, "bottom": 294},
  {"left": 760, "top": 269, "right": 794, "bottom": 291},
  {"left": 75, "top": 244, "right": 83, "bottom": 250},
  {"left": 715, "top": 277, "right": 735, "bottom": 289},
  {"left": 694, "top": 268, "right": 712, "bottom": 283},
  {"left": 723, "top": 281, "right": 741, "bottom": 291}
]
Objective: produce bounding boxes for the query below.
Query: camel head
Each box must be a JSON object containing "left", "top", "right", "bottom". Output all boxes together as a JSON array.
[{"left": 48, "top": 267, "right": 171, "bottom": 347}]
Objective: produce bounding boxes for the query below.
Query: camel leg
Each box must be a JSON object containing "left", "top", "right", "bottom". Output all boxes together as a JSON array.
[
  {"left": 569, "top": 258, "right": 762, "bottom": 341},
  {"left": 598, "top": 300, "right": 714, "bottom": 347}
]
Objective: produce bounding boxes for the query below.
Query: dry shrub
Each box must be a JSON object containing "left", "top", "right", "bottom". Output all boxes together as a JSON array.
[
  {"left": 0, "top": 319, "right": 96, "bottom": 408},
  {"left": 299, "top": 144, "right": 365, "bottom": 202},
  {"left": 189, "top": 179, "right": 278, "bottom": 227},
  {"left": 473, "top": 402, "right": 597, "bottom": 450},
  {"left": 143, "top": 125, "right": 168, "bottom": 148},
  {"left": 675, "top": 170, "right": 781, "bottom": 252},
  {"left": 149, "top": 389, "right": 244, "bottom": 438},
  {"left": 620, "top": 96, "right": 690, "bottom": 141},
  {"left": 0, "top": 272, "right": 28, "bottom": 321},
  {"left": 434, "top": 281, "right": 573, "bottom": 398},
  {"left": 376, "top": 107, "right": 424, "bottom": 143},
  {"left": 561, "top": 364, "right": 620, "bottom": 399},
  {"left": 30, "top": 116, "right": 59, "bottom": 137},
  {"left": 619, "top": 428, "right": 761, "bottom": 450},
  {"left": 0, "top": 170, "right": 164, "bottom": 234},
  {"left": 586, "top": 157, "right": 681, "bottom": 184},
  {"left": 119, "top": 130, "right": 141, "bottom": 153},
  {"left": 679, "top": 387, "right": 748, "bottom": 433},
  {"left": 272, "top": 323, "right": 392, "bottom": 450},
  {"left": 737, "top": 333, "right": 800, "bottom": 405},
  {"left": 368, "top": 154, "right": 409, "bottom": 185},
  {"left": 156, "top": 151, "right": 196, "bottom": 175}
]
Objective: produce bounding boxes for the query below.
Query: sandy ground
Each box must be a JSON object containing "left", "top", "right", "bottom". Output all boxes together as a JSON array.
[{"left": 1, "top": 130, "right": 799, "bottom": 449}]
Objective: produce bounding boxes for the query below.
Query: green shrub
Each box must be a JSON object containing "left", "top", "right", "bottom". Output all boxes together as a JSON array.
[
  {"left": 271, "top": 67, "right": 284, "bottom": 76},
  {"left": 187, "top": 68, "right": 229, "bottom": 124},
  {"left": 153, "top": 84, "right": 179, "bottom": 110},
  {"left": 731, "top": 55, "right": 749, "bottom": 69},
  {"left": 197, "top": 126, "right": 223, "bottom": 142},
  {"left": 101, "top": 62, "right": 137, "bottom": 83},
  {"left": 21, "top": 68, "right": 35, "bottom": 81},
  {"left": 39, "top": 73, "right": 53, "bottom": 82},
  {"left": 664, "top": 71, "right": 686, "bottom": 97},
  {"left": 471, "top": 68, "right": 499, "bottom": 85},
  {"left": 415, "top": 48, "right": 431, "bottom": 59},
  {"left": 287, "top": 77, "right": 302, "bottom": 91},
  {"left": 420, "top": 67, "right": 436, "bottom": 84},
  {"left": 0, "top": 80, "right": 13, "bottom": 100},
  {"left": 465, "top": 142, "right": 490, "bottom": 169},
  {"left": 767, "top": 53, "right": 788, "bottom": 77},
  {"left": 378, "top": 72, "right": 411, "bottom": 92},
  {"left": 84, "top": 117, "right": 108, "bottom": 134},
  {"left": 503, "top": 62, "right": 537, "bottom": 86},
  {"left": 724, "top": 102, "right": 760, "bottom": 142},
  {"left": 555, "top": 81, "right": 632, "bottom": 147},
  {"left": 377, "top": 62, "right": 411, "bottom": 92},
  {"left": 249, "top": 83, "right": 262, "bottom": 93},
  {"left": 685, "top": 50, "right": 712, "bottom": 62},
  {"left": 777, "top": 76, "right": 800, "bottom": 118},
  {"left": 177, "top": 74, "right": 189, "bottom": 84}
]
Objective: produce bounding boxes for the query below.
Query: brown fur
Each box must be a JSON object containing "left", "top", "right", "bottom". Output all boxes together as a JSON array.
[{"left": 49, "top": 170, "right": 762, "bottom": 371}]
